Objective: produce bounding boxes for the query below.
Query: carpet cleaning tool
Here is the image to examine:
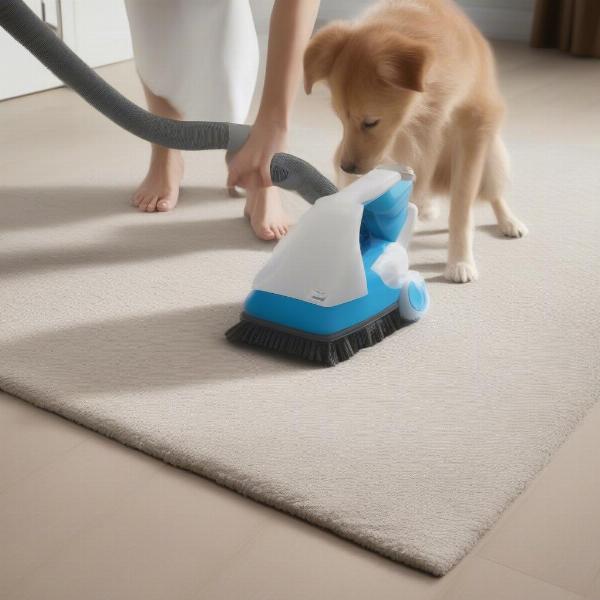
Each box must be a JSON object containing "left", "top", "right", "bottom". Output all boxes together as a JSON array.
[
  {"left": 1, "top": 0, "right": 429, "bottom": 366},
  {"left": 226, "top": 166, "right": 429, "bottom": 365}
]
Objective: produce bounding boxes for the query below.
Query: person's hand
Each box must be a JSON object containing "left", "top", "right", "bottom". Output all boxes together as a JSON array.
[{"left": 227, "top": 118, "right": 288, "bottom": 190}]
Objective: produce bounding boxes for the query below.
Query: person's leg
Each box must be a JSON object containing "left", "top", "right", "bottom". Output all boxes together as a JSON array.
[
  {"left": 127, "top": 0, "right": 256, "bottom": 213},
  {"left": 125, "top": 0, "right": 289, "bottom": 233},
  {"left": 131, "top": 83, "right": 184, "bottom": 212},
  {"left": 220, "top": 1, "right": 289, "bottom": 240},
  {"left": 125, "top": 0, "right": 190, "bottom": 213}
]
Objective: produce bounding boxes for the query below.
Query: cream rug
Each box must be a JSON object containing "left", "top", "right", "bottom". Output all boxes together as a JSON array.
[{"left": 1, "top": 70, "right": 599, "bottom": 576}]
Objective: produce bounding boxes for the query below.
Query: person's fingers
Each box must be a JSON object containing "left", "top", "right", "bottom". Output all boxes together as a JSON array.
[
  {"left": 235, "top": 174, "right": 250, "bottom": 189},
  {"left": 226, "top": 166, "right": 239, "bottom": 189},
  {"left": 227, "top": 155, "right": 274, "bottom": 190}
]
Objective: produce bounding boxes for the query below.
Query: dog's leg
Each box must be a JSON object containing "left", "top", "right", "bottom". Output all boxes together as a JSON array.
[
  {"left": 445, "top": 126, "right": 489, "bottom": 283},
  {"left": 482, "top": 137, "right": 529, "bottom": 238},
  {"left": 417, "top": 199, "right": 440, "bottom": 221},
  {"left": 392, "top": 126, "right": 442, "bottom": 221},
  {"left": 410, "top": 151, "right": 441, "bottom": 222}
]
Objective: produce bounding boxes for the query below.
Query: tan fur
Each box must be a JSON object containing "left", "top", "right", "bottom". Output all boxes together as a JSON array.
[{"left": 304, "top": 0, "right": 528, "bottom": 283}]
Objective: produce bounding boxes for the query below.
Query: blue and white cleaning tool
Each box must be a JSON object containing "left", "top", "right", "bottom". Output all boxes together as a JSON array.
[{"left": 226, "top": 166, "right": 430, "bottom": 365}]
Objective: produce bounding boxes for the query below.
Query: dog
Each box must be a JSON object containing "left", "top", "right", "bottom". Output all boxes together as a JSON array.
[{"left": 303, "top": 0, "right": 528, "bottom": 283}]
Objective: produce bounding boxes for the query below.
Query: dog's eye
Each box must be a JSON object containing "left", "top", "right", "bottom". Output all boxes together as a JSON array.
[{"left": 362, "top": 119, "right": 380, "bottom": 129}]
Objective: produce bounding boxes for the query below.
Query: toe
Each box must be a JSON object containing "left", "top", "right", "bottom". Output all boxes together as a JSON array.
[
  {"left": 146, "top": 197, "right": 159, "bottom": 212},
  {"left": 132, "top": 193, "right": 143, "bottom": 207},
  {"left": 138, "top": 195, "right": 153, "bottom": 212},
  {"left": 257, "top": 225, "right": 276, "bottom": 241},
  {"left": 157, "top": 193, "right": 177, "bottom": 212}
]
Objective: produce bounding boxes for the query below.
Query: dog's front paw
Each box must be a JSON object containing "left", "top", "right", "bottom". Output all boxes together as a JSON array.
[
  {"left": 444, "top": 261, "right": 479, "bottom": 283},
  {"left": 499, "top": 217, "right": 529, "bottom": 238},
  {"left": 418, "top": 203, "right": 440, "bottom": 221}
]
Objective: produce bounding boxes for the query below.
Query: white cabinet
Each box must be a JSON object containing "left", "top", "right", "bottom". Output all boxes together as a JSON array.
[
  {"left": 0, "top": 0, "right": 61, "bottom": 99},
  {"left": 0, "top": 0, "right": 132, "bottom": 101}
]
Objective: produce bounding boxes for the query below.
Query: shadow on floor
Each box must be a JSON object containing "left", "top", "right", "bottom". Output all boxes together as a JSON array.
[
  {"left": 0, "top": 185, "right": 233, "bottom": 232},
  {"left": 0, "top": 184, "right": 277, "bottom": 278},
  {"left": 0, "top": 216, "right": 272, "bottom": 278},
  {"left": 0, "top": 304, "right": 314, "bottom": 394},
  {"left": 477, "top": 223, "right": 507, "bottom": 239},
  {"left": 0, "top": 186, "right": 138, "bottom": 232},
  {"left": 414, "top": 228, "right": 448, "bottom": 237}
]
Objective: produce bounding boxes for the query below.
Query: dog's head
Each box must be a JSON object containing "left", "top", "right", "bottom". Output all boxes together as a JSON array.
[{"left": 304, "top": 22, "right": 432, "bottom": 174}]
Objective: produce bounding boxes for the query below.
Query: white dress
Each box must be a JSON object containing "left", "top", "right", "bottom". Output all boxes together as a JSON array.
[{"left": 124, "top": 0, "right": 259, "bottom": 123}]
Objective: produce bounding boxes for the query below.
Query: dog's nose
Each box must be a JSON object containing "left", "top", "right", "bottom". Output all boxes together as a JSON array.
[{"left": 341, "top": 161, "right": 358, "bottom": 174}]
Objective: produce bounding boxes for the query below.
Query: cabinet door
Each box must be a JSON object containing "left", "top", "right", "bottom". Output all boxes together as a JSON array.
[
  {"left": 1, "top": 0, "right": 132, "bottom": 101},
  {"left": 0, "top": 0, "right": 62, "bottom": 100}
]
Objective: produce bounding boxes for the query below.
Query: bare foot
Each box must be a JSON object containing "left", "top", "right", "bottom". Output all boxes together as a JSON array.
[
  {"left": 132, "top": 147, "right": 184, "bottom": 213},
  {"left": 247, "top": 187, "right": 290, "bottom": 241},
  {"left": 418, "top": 201, "right": 441, "bottom": 222},
  {"left": 132, "top": 81, "right": 184, "bottom": 213}
]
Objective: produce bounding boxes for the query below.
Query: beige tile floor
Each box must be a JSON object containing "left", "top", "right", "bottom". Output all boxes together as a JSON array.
[{"left": 1, "top": 42, "right": 600, "bottom": 600}]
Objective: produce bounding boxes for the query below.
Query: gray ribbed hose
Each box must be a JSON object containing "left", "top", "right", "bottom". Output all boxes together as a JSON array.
[{"left": 0, "top": 0, "right": 338, "bottom": 204}]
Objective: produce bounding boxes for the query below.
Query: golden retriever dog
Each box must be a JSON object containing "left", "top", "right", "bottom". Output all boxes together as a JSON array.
[{"left": 304, "top": 0, "right": 528, "bottom": 283}]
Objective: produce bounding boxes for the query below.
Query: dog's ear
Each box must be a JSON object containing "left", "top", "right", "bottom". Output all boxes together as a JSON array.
[
  {"left": 377, "top": 35, "right": 433, "bottom": 93},
  {"left": 304, "top": 22, "right": 351, "bottom": 94}
]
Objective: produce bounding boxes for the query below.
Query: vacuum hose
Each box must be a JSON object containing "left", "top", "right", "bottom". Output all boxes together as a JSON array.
[{"left": 0, "top": 0, "right": 338, "bottom": 203}]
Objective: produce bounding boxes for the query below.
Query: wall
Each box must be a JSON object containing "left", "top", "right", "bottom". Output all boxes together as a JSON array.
[
  {"left": 457, "top": 0, "right": 534, "bottom": 41},
  {"left": 250, "top": 0, "right": 274, "bottom": 32},
  {"left": 251, "top": 0, "right": 535, "bottom": 42}
]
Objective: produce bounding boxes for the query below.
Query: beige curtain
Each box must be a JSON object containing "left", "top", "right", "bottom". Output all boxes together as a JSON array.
[{"left": 531, "top": 0, "right": 600, "bottom": 57}]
